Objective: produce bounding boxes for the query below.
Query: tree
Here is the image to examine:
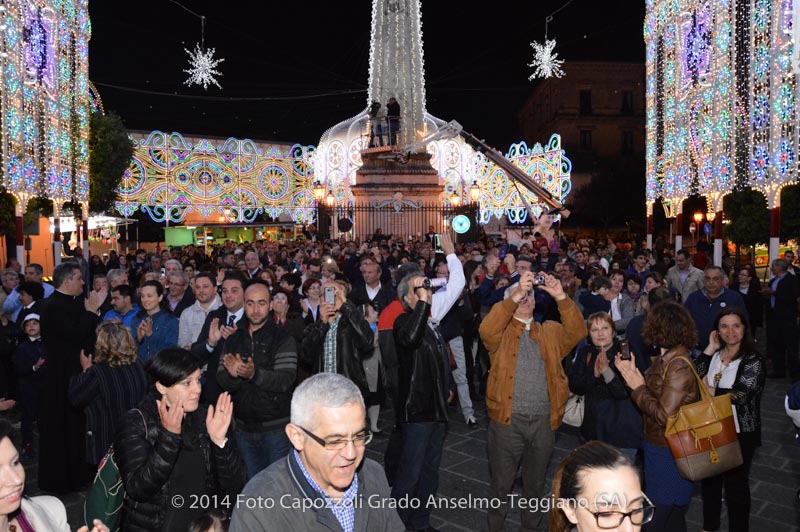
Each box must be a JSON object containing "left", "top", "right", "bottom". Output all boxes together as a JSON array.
[
  {"left": 722, "top": 188, "right": 769, "bottom": 248},
  {"left": 0, "top": 190, "right": 17, "bottom": 246},
  {"left": 88, "top": 112, "right": 134, "bottom": 214},
  {"left": 780, "top": 184, "right": 800, "bottom": 241}
]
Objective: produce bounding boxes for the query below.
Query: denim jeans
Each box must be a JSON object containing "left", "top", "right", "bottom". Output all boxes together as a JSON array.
[
  {"left": 236, "top": 426, "right": 292, "bottom": 480},
  {"left": 390, "top": 421, "right": 447, "bottom": 529}
]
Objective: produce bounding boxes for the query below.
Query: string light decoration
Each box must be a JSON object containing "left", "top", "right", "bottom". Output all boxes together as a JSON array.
[
  {"left": 471, "top": 135, "right": 572, "bottom": 224},
  {"left": 528, "top": 38, "right": 564, "bottom": 80},
  {"left": 183, "top": 16, "right": 224, "bottom": 90},
  {"left": 314, "top": 0, "right": 573, "bottom": 224},
  {"left": 645, "top": 0, "right": 798, "bottom": 209},
  {"left": 315, "top": 0, "right": 463, "bottom": 204},
  {"left": 528, "top": 2, "right": 573, "bottom": 80},
  {"left": 116, "top": 131, "right": 316, "bottom": 225},
  {"left": 0, "top": 0, "right": 91, "bottom": 211}
]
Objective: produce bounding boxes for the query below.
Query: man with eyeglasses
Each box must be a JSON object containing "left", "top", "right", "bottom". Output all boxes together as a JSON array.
[
  {"left": 230, "top": 373, "right": 404, "bottom": 531},
  {"left": 684, "top": 265, "right": 746, "bottom": 351},
  {"left": 479, "top": 271, "right": 586, "bottom": 532},
  {"left": 165, "top": 271, "right": 195, "bottom": 317},
  {"left": 217, "top": 280, "right": 298, "bottom": 480}
]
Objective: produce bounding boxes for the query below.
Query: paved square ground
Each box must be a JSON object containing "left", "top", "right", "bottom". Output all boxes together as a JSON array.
[{"left": 18, "top": 373, "right": 800, "bottom": 531}]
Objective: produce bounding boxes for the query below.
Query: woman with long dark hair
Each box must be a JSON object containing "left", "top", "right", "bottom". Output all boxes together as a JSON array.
[
  {"left": 115, "top": 348, "right": 246, "bottom": 532},
  {"left": 549, "top": 440, "right": 654, "bottom": 532},
  {"left": 616, "top": 300, "right": 700, "bottom": 532},
  {"left": 129, "top": 280, "right": 179, "bottom": 363},
  {"left": 695, "top": 307, "right": 765, "bottom": 532}
]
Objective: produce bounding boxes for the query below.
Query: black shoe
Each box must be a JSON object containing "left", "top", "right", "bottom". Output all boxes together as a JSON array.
[{"left": 466, "top": 416, "right": 478, "bottom": 429}]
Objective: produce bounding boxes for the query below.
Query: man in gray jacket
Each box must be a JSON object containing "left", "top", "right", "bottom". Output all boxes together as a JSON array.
[
  {"left": 665, "top": 248, "right": 705, "bottom": 303},
  {"left": 230, "top": 373, "right": 404, "bottom": 532}
]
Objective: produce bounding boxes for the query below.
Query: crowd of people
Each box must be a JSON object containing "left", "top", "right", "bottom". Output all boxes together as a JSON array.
[{"left": 0, "top": 228, "right": 797, "bottom": 532}]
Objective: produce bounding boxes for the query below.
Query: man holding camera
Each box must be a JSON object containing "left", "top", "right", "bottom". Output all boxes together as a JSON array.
[
  {"left": 388, "top": 233, "right": 464, "bottom": 532},
  {"left": 216, "top": 280, "right": 298, "bottom": 480},
  {"left": 479, "top": 271, "right": 586, "bottom": 532}
]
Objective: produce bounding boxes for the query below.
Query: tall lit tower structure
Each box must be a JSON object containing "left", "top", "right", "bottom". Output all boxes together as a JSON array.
[
  {"left": 313, "top": 0, "right": 478, "bottom": 206},
  {"left": 367, "top": 0, "right": 426, "bottom": 150},
  {"left": 312, "top": 0, "right": 572, "bottom": 241}
]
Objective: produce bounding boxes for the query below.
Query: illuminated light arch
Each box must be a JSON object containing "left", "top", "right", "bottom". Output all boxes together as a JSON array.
[
  {"left": 472, "top": 134, "right": 572, "bottom": 225},
  {"left": 646, "top": 0, "right": 798, "bottom": 203},
  {"left": 116, "top": 131, "right": 317, "bottom": 225}
]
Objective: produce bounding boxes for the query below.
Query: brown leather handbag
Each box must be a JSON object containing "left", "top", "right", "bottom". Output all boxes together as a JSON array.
[{"left": 662, "top": 356, "right": 743, "bottom": 481}]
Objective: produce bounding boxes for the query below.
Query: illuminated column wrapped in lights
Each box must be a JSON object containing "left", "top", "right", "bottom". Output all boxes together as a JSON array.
[
  {"left": 0, "top": 0, "right": 91, "bottom": 227},
  {"left": 367, "top": 0, "right": 426, "bottom": 148}
]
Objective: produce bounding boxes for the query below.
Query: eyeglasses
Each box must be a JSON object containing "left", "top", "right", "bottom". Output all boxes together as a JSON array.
[
  {"left": 582, "top": 493, "right": 655, "bottom": 529},
  {"left": 298, "top": 426, "right": 372, "bottom": 450}
]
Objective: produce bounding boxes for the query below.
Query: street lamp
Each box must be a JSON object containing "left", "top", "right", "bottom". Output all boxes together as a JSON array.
[
  {"left": 451, "top": 192, "right": 461, "bottom": 206},
  {"left": 693, "top": 212, "right": 704, "bottom": 224},
  {"left": 706, "top": 211, "right": 716, "bottom": 222},
  {"left": 313, "top": 182, "right": 326, "bottom": 202},
  {"left": 469, "top": 182, "right": 480, "bottom": 202},
  {"left": 325, "top": 190, "right": 335, "bottom": 207}
]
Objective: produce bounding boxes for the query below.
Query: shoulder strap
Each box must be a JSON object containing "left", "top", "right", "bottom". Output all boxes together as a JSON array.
[
  {"left": 661, "top": 354, "right": 711, "bottom": 402},
  {"left": 132, "top": 408, "right": 148, "bottom": 438}
]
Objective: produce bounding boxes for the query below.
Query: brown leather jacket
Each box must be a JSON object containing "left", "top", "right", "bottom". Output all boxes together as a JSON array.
[
  {"left": 479, "top": 296, "right": 586, "bottom": 430},
  {"left": 630, "top": 346, "right": 700, "bottom": 446}
]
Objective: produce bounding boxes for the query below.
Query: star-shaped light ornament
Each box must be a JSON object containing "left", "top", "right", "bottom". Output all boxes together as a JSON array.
[
  {"left": 528, "top": 38, "right": 565, "bottom": 80},
  {"left": 184, "top": 43, "right": 224, "bottom": 90}
]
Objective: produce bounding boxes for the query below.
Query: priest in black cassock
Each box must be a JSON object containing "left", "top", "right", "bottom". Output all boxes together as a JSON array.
[{"left": 38, "top": 261, "right": 103, "bottom": 492}]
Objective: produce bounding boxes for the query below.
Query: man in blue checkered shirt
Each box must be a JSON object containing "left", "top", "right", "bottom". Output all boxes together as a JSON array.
[{"left": 230, "top": 373, "right": 404, "bottom": 532}]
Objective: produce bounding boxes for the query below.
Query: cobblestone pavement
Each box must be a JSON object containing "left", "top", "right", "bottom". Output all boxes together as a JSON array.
[{"left": 18, "top": 369, "right": 800, "bottom": 531}]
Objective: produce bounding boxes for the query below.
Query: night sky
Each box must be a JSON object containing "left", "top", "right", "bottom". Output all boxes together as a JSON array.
[{"left": 88, "top": 0, "right": 645, "bottom": 149}]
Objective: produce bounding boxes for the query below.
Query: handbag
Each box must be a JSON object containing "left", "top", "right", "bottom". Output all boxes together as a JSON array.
[
  {"left": 562, "top": 393, "right": 584, "bottom": 427},
  {"left": 562, "top": 347, "right": 592, "bottom": 428},
  {"left": 83, "top": 409, "right": 147, "bottom": 532},
  {"left": 662, "top": 356, "right": 743, "bottom": 481}
]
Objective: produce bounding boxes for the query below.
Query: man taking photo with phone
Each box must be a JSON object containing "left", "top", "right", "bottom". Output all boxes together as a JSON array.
[{"left": 300, "top": 276, "right": 375, "bottom": 402}]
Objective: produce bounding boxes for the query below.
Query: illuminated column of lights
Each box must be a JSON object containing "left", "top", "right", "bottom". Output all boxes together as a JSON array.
[
  {"left": 706, "top": 0, "right": 734, "bottom": 196},
  {"left": 367, "top": 0, "right": 426, "bottom": 149},
  {"left": 0, "top": 0, "right": 91, "bottom": 209},
  {"left": 750, "top": 0, "right": 773, "bottom": 189},
  {"left": 767, "top": 1, "right": 796, "bottom": 188}
]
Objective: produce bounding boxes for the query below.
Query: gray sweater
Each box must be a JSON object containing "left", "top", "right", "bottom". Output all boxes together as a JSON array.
[{"left": 230, "top": 453, "right": 404, "bottom": 532}]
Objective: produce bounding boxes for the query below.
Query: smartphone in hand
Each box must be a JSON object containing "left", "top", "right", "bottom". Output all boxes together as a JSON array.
[
  {"left": 324, "top": 286, "right": 336, "bottom": 305},
  {"left": 619, "top": 340, "right": 631, "bottom": 361}
]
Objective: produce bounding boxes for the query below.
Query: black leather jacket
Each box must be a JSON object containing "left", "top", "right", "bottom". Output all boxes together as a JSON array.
[
  {"left": 695, "top": 350, "right": 765, "bottom": 441},
  {"left": 300, "top": 301, "right": 375, "bottom": 398},
  {"left": 216, "top": 320, "right": 297, "bottom": 430},
  {"left": 393, "top": 301, "right": 448, "bottom": 423},
  {"left": 115, "top": 392, "right": 246, "bottom": 532}
]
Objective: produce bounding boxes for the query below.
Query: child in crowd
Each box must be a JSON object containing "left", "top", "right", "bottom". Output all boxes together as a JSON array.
[{"left": 13, "top": 313, "right": 44, "bottom": 458}]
